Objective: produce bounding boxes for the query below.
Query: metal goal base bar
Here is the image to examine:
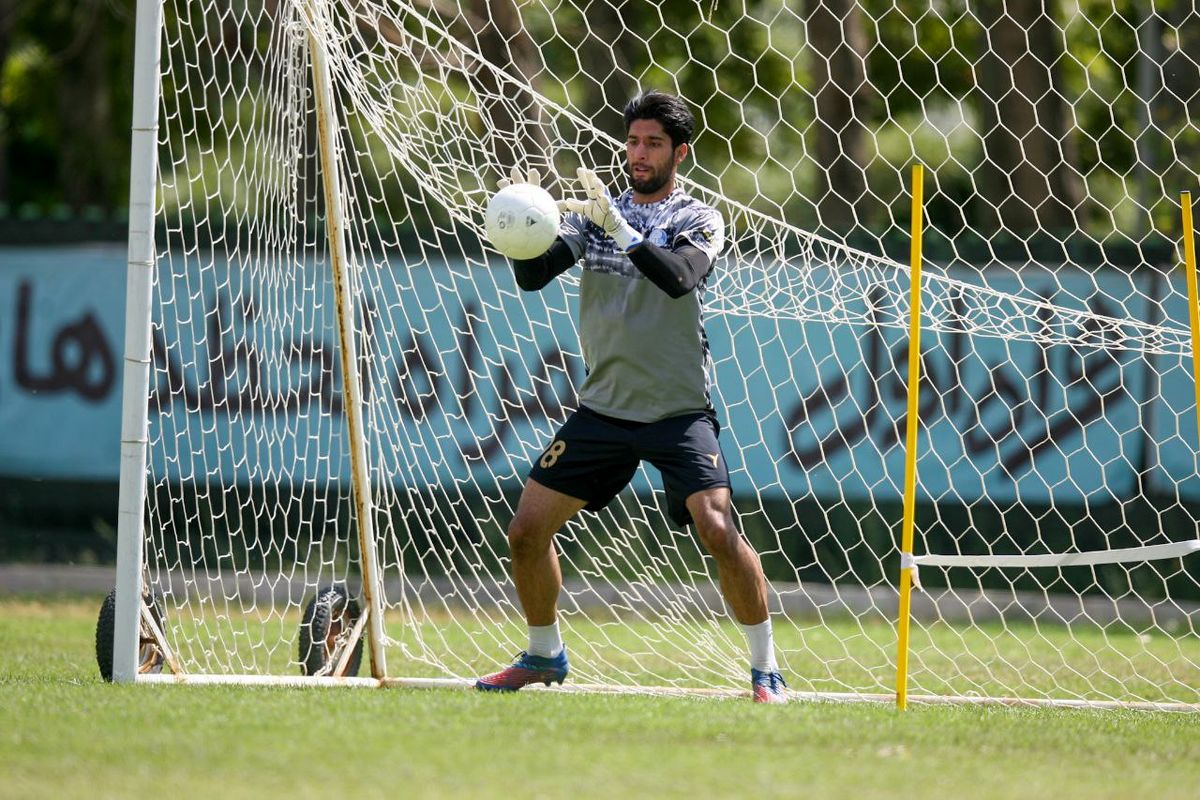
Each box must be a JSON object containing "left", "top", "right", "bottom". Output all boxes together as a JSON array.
[{"left": 133, "top": 674, "right": 1200, "bottom": 711}]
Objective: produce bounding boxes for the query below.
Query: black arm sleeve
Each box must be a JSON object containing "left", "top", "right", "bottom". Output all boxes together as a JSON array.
[
  {"left": 510, "top": 238, "right": 578, "bottom": 291},
  {"left": 627, "top": 242, "right": 712, "bottom": 299}
]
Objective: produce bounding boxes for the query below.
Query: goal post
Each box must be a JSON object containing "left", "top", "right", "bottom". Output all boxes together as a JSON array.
[
  {"left": 113, "top": 0, "right": 1200, "bottom": 708},
  {"left": 301, "top": 0, "right": 387, "bottom": 678},
  {"left": 112, "top": 0, "right": 165, "bottom": 684}
]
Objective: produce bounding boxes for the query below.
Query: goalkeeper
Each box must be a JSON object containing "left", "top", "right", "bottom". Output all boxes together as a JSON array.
[{"left": 476, "top": 90, "right": 787, "bottom": 703}]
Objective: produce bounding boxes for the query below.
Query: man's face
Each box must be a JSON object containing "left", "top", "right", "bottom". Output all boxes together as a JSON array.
[{"left": 625, "top": 118, "right": 685, "bottom": 195}]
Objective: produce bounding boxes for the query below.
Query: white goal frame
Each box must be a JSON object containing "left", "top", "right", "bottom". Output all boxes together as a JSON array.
[{"left": 112, "top": 0, "right": 1200, "bottom": 710}]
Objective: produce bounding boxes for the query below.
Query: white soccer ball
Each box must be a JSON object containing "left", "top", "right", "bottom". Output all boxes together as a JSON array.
[{"left": 485, "top": 183, "right": 560, "bottom": 260}]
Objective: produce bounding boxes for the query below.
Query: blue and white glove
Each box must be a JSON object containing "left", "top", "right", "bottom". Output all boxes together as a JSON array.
[{"left": 557, "top": 168, "right": 644, "bottom": 252}]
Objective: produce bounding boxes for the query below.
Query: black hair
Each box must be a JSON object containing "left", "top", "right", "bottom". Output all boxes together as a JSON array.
[{"left": 623, "top": 90, "right": 695, "bottom": 149}]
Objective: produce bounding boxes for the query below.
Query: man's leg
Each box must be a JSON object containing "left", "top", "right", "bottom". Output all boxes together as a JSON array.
[
  {"left": 685, "top": 487, "right": 768, "bottom": 626},
  {"left": 686, "top": 487, "right": 788, "bottom": 703},
  {"left": 475, "top": 478, "right": 586, "bottom": 692},
  {"left": 508, "top": 478, "right": 588, "bottom": 627}
]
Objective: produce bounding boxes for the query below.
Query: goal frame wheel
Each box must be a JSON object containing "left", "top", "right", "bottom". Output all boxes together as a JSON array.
[
  {"left": 298, "top": 584, "right": 364, "bottom": 677},
  {"left": 95, "top": 588, "right": 166, "bottom": 682}
]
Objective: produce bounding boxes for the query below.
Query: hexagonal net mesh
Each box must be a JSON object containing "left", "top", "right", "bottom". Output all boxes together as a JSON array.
[{"left": 133, "top": 0, "right": 1200, "bottom": 706}]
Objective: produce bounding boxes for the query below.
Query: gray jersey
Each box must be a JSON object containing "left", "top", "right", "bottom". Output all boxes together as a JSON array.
[{"left": 558, "top": 187, "right": 726, "bottom": 423}]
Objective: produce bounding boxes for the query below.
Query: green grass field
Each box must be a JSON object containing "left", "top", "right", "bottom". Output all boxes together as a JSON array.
[{"left": 2, "top": 596, "right": 1199, "bottom": 800}]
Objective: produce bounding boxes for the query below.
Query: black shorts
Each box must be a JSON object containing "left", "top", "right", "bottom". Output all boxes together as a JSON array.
[{"left": 528, "top": 406, "right": 731, "bottom": 527}]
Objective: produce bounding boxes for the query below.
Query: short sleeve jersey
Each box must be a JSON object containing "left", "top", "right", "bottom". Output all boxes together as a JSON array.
[{"left": 558, "top": 187, "right": 725, "bottom": 423}]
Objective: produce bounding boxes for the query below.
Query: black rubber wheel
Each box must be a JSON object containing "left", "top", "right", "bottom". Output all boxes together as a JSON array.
[
  {"left": 299, "top": 584, "right": 364, "bottom": 677},
  {"left": 95, "top": 588, "right": 166, "bottom": 682}
]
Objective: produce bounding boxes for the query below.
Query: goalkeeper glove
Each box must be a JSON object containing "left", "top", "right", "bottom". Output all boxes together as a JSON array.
[
  {"left": 557, "top": 168, "right": 644, "bottom": 252},
  {"left": 497, "top": 165, "right": 544, "bottom": 190}
]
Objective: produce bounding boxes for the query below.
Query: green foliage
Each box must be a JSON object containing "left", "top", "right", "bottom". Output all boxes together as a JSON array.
[
  {"left": 1, "top": 0, "right": 1195, "bottom": 249},
  {"left": 1, "top": 40, "right": 62, "bottom": 207},
  {"left": 0, "top": 0, "right": 135, "bottom": 210}
]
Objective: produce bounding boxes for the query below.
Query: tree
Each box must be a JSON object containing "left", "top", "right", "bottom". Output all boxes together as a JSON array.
[
  {"left": 0, "top": 0, "right": 133, "bottom": 211},
  {"left": 803, "top": 0, "right": 872, "bottom": 237},
  {"left": 462, "top": 0, "right": 547, "bottom": 173},
  {"left": 973, "top": 0, "right": 1081, "bottom": 238},
  {"left": 0, "top": 0, "right": 14, "bottom": 202},
  {"left": 1159, "top": 0, "right": 1200, "bottom": 224}
]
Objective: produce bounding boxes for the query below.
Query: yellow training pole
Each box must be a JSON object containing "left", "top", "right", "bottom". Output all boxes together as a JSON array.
[
  {"left": 1183, "top": 193, "right": 1200, "bottom": 447},
  {"left": 895, "top": 164, "right": 925, "bottom": 710}
]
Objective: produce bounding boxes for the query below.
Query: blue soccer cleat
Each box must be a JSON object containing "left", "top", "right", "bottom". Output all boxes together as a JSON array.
[
  {"left": 751, "top": 668, "right": 789, "bottom": 704},
  {"left": 475, "top": 648, "right": 569, "bottom": 692}
]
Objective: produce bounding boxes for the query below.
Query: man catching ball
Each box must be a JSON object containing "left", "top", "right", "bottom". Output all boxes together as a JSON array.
[{"left": 477, "top": 90, "right": 787, "bottom": 703}]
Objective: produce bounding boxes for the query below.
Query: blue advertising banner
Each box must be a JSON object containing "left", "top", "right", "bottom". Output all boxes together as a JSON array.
[
  {"left": 1, "top": 246, "right": 1196, "bottom": 505},
  {"left": 765, "top": 272, "right": 1151, "bottom": 504},
  {"left": 0, "top": 246, "right": 127, "bottom": 481},
  {"left": 1147, "top": 289, "right": 1200, "bottom": 500}
]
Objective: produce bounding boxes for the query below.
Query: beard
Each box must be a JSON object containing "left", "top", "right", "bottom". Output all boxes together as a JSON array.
[{"left": 628, "top": 162, "right": 671, "bottom": 195}]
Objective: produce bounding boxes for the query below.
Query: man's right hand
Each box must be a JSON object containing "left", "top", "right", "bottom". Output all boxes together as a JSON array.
[{"left": 497, "top": 166, "right": 544, "bottom": 191}]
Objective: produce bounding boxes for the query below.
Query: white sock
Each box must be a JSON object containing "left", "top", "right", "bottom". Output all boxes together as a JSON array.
[
  {"left": 527, "top": 620, "right": 563, "bottom": 658},
  {"left": 741, "top": 619, "right": 777, "bottom": 673}
]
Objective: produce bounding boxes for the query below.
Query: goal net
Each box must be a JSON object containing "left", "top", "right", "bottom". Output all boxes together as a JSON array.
[{"left": 117, "top": 0, "right": 1200, "bottom": 707}]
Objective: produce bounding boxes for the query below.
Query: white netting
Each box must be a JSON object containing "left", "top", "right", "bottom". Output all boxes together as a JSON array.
[{"left": 138, "top": 0, "right": 1200, "bottom": 706}]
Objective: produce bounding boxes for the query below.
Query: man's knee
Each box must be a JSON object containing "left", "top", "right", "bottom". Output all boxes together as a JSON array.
[
  {"left": 694, "top": 509, "right": 742, "bottom": 561},
  {"left": 507, "top": 514, "right": 555, "bottom": 559}
]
